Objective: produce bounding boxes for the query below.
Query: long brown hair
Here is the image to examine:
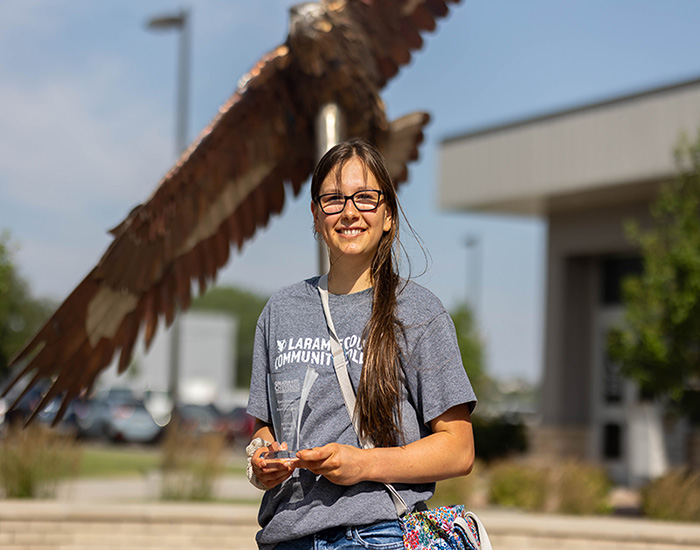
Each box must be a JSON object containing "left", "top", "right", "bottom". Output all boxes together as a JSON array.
[{"left": 311, "top": 138, "right": 404, "bottom": 447}]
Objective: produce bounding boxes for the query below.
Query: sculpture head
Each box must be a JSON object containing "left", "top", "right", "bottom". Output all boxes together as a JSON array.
[{"left": 289, "top": 2, "right": 333, "bottom": 38}]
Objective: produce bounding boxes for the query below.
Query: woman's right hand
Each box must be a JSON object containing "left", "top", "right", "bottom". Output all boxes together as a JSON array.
[{"left": 251, "top": 441, "right": 296, "bottom": 489}]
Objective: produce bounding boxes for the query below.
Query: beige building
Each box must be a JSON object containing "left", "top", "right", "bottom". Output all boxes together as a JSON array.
[{"left": 439, "top": 76, "right": 700, "bottom": 485}]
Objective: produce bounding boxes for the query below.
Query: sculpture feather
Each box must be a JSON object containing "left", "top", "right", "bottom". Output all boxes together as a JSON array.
[{"left": 4, "top": 0, "right": 461, "bottom": 423}]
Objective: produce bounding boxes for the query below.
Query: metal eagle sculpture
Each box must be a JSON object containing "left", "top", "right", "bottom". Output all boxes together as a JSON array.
[{"left": 4, "top": 0, "right": 461, "bottom": 422}]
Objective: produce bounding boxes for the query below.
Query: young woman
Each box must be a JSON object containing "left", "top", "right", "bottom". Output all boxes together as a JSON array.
[{"left": 247, "top": 138, "right": 476, "bottom": 550}]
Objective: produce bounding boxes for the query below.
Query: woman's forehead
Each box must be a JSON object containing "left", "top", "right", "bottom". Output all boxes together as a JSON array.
[{"left": 320, "top": 159, "right": 379, "bottom": 192}]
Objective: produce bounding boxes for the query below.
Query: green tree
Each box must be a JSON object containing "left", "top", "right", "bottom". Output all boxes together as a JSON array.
[
  {"left": 450, "top": 303, "right": 487, "bottom": 398},
  {"left": 190, "top": 285, "right": 268, "bottom": 389},
  {"left": 608, "top": 131, "right": 700, "bottom": 422},
  {"left": 0, "top": 233, "right": 55, "bottom": 381},
  {"left": 451, "top": 304, "right": 533, "bottom": 461}
]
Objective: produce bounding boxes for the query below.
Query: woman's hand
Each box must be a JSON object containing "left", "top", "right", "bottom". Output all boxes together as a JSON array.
[
  {"left": 295, "top": 443, "right": 365, "bottom": 485},
  {"left": 253, "top": 404, "right": 474, "bottom": 488},
  {"left": 251, "top": 441, "right": 296, "bottom": 489},
  {"left": 297, "top": 404, "right": 474, "bottom": 487}
]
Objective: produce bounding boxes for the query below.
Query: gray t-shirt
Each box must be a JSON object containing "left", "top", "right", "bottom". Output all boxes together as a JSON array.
[{"left": 247, "top": 277, "right": 476, "bottom": 549}]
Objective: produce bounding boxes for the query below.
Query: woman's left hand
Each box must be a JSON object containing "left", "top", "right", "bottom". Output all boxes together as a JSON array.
[{"left": 295, "top": 443, "right": 365, "bottom": 485}]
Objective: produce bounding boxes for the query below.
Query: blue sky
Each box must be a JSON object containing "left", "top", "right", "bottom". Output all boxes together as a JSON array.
[{"left": 2, "top": 1, "right": 700, "bottom": 384}]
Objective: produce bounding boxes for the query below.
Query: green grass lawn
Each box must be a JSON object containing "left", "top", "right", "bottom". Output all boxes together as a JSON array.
[
  {"left": 77, "top": 445, "right": 162, "bottom": 477},
  {"left": 77, "top": 444, "right": 246, "bottom": 478}
]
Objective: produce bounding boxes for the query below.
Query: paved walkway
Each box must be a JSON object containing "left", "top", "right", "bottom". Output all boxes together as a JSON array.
[
  {"left": 3, "top": 497, "right": 700, "bottom": 550},
  {"left": 55, "top": 472, "right": 264, "bottom": 504},
  {"left": 2, "top": 472, "right": 700, "bottom": 549}
]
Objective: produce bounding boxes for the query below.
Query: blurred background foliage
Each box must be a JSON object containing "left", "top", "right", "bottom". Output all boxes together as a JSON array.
[
  {"left": 642, "top": 468, "right": 700, "bottom": 522},
  {"left": 450, "top": 303, "right": 486, "bottom": 397},
  {"left": 0, "top": 424, "right": 81, "bottom": 498},
  {"left": 608, "top": 131, "right": 700, "bottom": 423},
  {"left": 0, "top": 232, "right": 55, "bottom": 382},
  {"left": 450, "top": 301, "right": 532, "bottom": 462}
]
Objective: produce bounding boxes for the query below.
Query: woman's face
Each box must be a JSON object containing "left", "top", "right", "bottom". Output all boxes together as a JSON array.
[{"left": 312, "top": 158, "right": 393, "bottom": 266}]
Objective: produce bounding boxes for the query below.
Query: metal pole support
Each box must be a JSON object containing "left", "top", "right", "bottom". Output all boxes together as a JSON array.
[{"left": 315, "top": 103, "right": 345, "bottom": 276}]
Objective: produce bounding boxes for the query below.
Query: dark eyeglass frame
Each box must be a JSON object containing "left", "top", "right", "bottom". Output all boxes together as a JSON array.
[{"left": 314, "top": 189, "right": 384, "bottom": 215}]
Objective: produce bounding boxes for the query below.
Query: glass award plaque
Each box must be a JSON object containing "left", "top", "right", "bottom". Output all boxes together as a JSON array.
[{"left": 263, "top": 366, "right": 318, "bottom": 462}]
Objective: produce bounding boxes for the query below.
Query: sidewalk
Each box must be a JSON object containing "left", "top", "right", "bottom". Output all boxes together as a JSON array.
[
  {"left": 2, "top": 473, "right": 700, "bottom": 550},
  {"left": 55, "top": 472, "right": 264, "bottom": 504},
  {"left": 0, "top": 499, "right": 261, "bottom": 550}
]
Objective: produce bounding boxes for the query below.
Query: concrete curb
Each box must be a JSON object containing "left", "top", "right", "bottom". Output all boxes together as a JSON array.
[
  {"left": 0, "top": 500, "right": 261, "bottom": 550},
  {"left": 0, "top": 499, "right": 259, "bottom": 524},
  {"left": 4, "top": 469, "right": 700, "bottom": 550},
  {"left": 472, "top": 509, "right": 700, "bottom": 547},
  {"left": 2, "top": 502, "right": 700, "bottom": 550}
]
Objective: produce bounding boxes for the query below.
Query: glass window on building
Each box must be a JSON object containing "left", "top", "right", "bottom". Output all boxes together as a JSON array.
[
  {"left": 601, "top": 256, "right": 643, "bottom": 306},
  {"left": 602, "top": 350, "right": 623, "bottom": 403},
  {"left": 603, "top": 422, "right": 622, "bottom": 460}
]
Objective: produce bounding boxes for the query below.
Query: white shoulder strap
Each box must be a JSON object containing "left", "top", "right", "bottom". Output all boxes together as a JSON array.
[
  {"left": 317, "top": 274, "right": 363, "bottom": 439},
  {"left": 317, "top": 274, "right": 409, "bottom": 517}
]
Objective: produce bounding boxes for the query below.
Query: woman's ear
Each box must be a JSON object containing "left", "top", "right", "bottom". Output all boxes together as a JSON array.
[
  {"left": 382, "top": 208, "right": 393, "bottom": 233},
  {"left": 311, "top": 201, "right": 322, "bottom": 234}
]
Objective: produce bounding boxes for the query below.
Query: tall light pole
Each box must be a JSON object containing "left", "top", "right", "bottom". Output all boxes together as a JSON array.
[
  {"left": 147, "top": 10, "right": 190, "bottom": 157},
  {"left": 146, "top": 9, "right": 190, "bottom": 408}
]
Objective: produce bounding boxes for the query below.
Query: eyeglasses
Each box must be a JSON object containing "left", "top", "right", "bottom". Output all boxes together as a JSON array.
[{"left": 314, "top": 189, "right": 384, "bottom": 215}]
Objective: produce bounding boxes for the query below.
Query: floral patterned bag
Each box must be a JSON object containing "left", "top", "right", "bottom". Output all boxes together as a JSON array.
[{"left": 401, "top": 505, "right": 492, "bottom": 550}]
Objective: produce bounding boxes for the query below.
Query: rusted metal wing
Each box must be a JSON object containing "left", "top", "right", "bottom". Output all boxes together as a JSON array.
[{"left": 4, "top": 0, "right": 462, "bottom": 423}]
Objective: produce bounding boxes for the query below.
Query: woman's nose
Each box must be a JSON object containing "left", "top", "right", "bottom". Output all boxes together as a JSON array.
[{"left": 340, "top": 197, "right": 360, "bottom": 218}]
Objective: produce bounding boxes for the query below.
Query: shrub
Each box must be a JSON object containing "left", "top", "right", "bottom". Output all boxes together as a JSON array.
[
  {"left": 488, "top": 462, "right": 548, "bottom": 511},
  {"left": 642, "top": 469, "right": 700, "bottom": 522},
  {"left": 160, "top": 421, "right": 226, "bottom": 501},
  {"left": 431, "top": 460, "right": 486, "bottom": 507},
  {"left": 554, "top": 461, "right": 612, "bottom": 515},
  {"left": 0, "top": 424, "right": 81, "bottom": 498},
  {"left": 488, "top": 460, "right": 612, "bottom": 515},
  {"left": 472, "top": 415, "right": 527, "bottom": 463}
]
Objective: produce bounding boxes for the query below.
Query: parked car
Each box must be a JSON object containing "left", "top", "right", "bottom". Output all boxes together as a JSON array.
[
  {"left": 174, "top": 403, "right": 236, "bottom": 443},
  {"left": 2, "top": 381, "right": 49, "bottom": 427},
  {"left": 0, "top": 380, "right": 79, "bottom": 435},
  {"left": 75, "top": 391, "right": 162, "bottom": 444},
  {"left": 227, "top": 406, "right": 256, "bottom": 443},
  {"left": 33, "top": 396, "right": 80, "bottom": 435}
]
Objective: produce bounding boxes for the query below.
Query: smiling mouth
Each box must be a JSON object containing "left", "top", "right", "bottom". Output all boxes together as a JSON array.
[{"left": 338, "top": 228, "right": 365, "bottom": 236}]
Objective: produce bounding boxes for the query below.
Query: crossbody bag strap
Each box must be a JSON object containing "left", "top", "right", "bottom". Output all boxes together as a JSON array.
[
  {"left": 317, "top": 274, "right": 410, "bottom": 517},
  {"left": 317, "top": 274, "right": 363, "bottom": 440}
]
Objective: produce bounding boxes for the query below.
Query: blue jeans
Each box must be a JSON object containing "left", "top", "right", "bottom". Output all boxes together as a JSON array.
[{"left": 273, "top": 519, "right": 404, "bottom": 550}]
